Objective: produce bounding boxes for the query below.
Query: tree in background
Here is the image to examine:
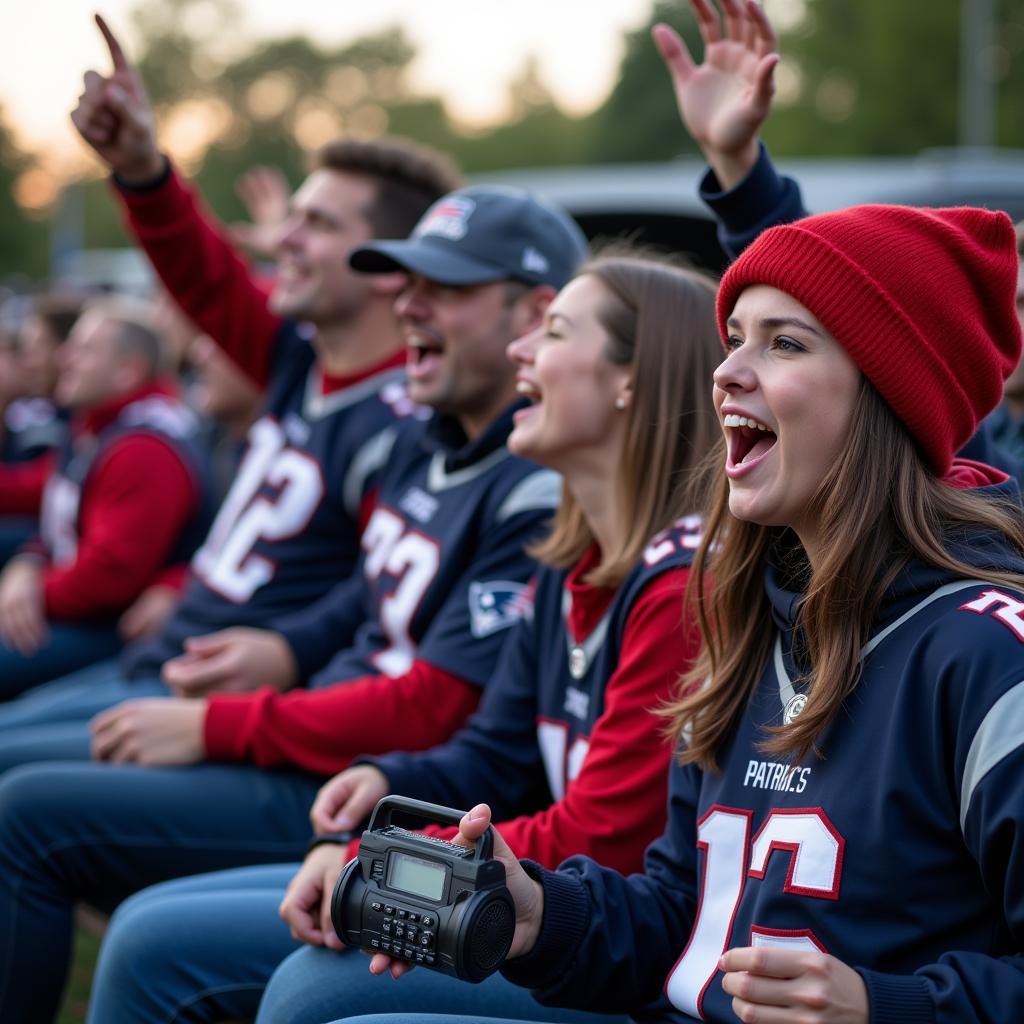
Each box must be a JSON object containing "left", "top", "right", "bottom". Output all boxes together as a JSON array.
[
  {"left": 13, "top": 0, "right": 1024, "bottom": 280},
  {"left": 763, "top": 0, "right": 1024, "bottom": 155},
  {"left": 583, "top": 0, "right": 1024, "bottom": 162},
  {"left": 0, "top": 107, "right": 48, "bottom": 284}
]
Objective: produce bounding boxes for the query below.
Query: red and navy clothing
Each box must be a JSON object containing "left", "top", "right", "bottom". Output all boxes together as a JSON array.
[
  {"left": 202, "top": 404, "right": 559, "bottom": 774},
  {"left": 504, "top": 482, "right": 1024, "bottom": 1024},
  {"left": 362, "top": 517, "right": 702, "bottom": 874},
  {"left": 31, "top": 380, "right": 209, "bottom": 621},
  {"left": 0, "top": 401, "right": 67, "bottom": 519},
  {"left": 113, "top": 162, "right": 415, "bottom": 679},
  {"left": 702, "top": 144, "right": 1020, "bottom": 480}
]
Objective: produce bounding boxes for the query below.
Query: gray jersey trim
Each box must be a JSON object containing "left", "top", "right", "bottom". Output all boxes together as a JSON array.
[
  {"left": 495, "top": 468, "right": 561, "bottom": 523},
  {"left": 960, "top": 678, "right": 1024, "bottom": 831},
  {"left": 426, "top": 448, "right": 510, "bottom": 492},
  {"left": 774, "top": 579, "right": 1000, "bottom": 713},
  {"left": 342, "top": 427, "right": 399, "bottom": 520},
  {"left": 303, "top": 366, "right": 406, "bottom": 420}
]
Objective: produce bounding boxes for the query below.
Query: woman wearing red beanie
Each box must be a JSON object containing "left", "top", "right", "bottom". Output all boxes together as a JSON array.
[{"left": 346, "top": 203, "right": 1024, "bottom": 1024}]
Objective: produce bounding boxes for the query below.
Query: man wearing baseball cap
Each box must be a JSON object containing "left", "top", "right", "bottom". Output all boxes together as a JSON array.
[
  {"left": 351, "top": 184, "right": 588, "bottom": 435},
  {"left": 0, "top": 186, "right": 589, "bottom": 1021}
]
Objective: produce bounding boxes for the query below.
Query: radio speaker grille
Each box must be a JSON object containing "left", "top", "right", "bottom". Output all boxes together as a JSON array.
[{"left": 470, "top": 899, "right": 514, "bottom": 972}]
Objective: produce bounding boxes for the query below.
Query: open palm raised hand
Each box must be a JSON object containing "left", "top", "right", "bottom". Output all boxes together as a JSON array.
[{"left": 652, "top": 0, "right": 779, "bottom": 188}]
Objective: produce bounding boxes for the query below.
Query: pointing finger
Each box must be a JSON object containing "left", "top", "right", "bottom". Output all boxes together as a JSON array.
[{"left": 95, "top": 13, "right": 129, "bottom": 71}]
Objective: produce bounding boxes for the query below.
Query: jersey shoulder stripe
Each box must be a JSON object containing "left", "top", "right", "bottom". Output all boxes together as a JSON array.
[{"left": 496, "top": 468, "right": 561, "bottom": 523}]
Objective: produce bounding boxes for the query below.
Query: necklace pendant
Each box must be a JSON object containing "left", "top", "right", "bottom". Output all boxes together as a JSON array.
[{"left": 568, "top": 646, "right": 587, "bottom": 679}]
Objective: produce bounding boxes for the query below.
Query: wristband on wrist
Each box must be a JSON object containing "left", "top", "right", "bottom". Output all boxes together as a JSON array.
[{"left": 305, "top": 830, "right": 360, "bottom": 855}]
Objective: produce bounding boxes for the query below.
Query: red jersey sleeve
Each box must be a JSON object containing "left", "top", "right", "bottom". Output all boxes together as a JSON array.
[
  {"left": 42, "top": 435, "right": 198, "bottom": 620},
  {"left": 203, "top": 659, "right": 481, "bottom": 776},
  {"left": 424, "top": 568, "right": 699, "bottom": 873},
  {"left": 116, "top": 163, "right": 282, "bottom": 389},
  {"left": 0, "top": 452, "right": 55, "bottom": 516}
]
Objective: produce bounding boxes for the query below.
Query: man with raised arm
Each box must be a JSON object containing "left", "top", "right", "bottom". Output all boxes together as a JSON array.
[
  {"left": 0, "top": 15, "right": 461, "bottom": 764},
  {"left": 0, "top": 181, "right": 587, "bottom": 1023}
]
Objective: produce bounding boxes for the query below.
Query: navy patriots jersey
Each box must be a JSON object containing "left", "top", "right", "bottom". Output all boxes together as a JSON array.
[
  {"left": 289, "top": 404, "right": 560, "bottom": 690},
  {"left": 504, "top": 483, "right": 1024, "bottom": 1024},
  {"left": 368, "top": 516, "right": 701, "bottom": 816},
  {"left": 122, "top": 327, "right": 413, "bottom": 678},
  {"left": 40, "top": 391, "right": 211, "bottom": 568}
]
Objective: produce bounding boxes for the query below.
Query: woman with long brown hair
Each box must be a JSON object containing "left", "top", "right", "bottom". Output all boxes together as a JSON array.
[
  {"left": 356, "top": 204, "right": 1024, "bottom": 1024},
  {"left": 82, "top": 251, "right": 724, "bottom": 1024}
]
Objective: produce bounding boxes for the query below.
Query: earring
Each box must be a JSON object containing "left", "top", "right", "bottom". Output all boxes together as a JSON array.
[{"left": 615, "top": 396, "right": 627, "bottom": 411}]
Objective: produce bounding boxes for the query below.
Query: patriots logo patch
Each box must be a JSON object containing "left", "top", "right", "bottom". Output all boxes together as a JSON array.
[
  {"left": 468, "top": 580, "right": 533, "bottom": 638},
  {"left": 415, "top": 197, "right": 476, "bottom": 241}
]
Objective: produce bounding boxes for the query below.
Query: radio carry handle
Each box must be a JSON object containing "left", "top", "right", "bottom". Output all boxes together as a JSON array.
[{"left": 367, "top": 796, "right": 494, "bottom": 861}]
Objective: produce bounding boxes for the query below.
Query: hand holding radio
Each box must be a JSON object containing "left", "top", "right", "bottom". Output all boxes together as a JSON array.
[
  {"left": 450, "top": 804, "right": 545, "bottom": 962},
  {"left": 332, "top": 798, "right": 545, "bottom": 982},
  {"left": 310, "top": 764, "right": 389, "bottom": 834},
  {"left": 368, "top": 804, "right": 544, "bottom": 979}
]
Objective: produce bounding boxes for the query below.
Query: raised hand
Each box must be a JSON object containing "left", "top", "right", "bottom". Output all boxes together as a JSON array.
[
  {"left": 229, "top": 166, "right": 292, "bottom": 258},
  {"left": 652, "top": 0, "right": 779, "bottom": 189},
  {"left": 69, "top": 13, "right": 164, "bottom": 183},
  {"left": 367, "top": 804, "right": 545, "bottom": 980}
]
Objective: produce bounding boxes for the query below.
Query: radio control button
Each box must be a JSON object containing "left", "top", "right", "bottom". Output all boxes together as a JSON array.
[
  {"left": 405, "top": 927, "right": 418, "bottom": 940},
  {"left": 384, "top": 905, "right": 395, "bottom": 915},
  {"left": 419, "top": 933, "right": 432, "bottom": 947},
  {"left": 381, "top": 941, "right": 391, "bottom": 952},
  {"left": 381, "top": 921, "right": 392, "bottom": 935},
  {"left": 404, "top": 945, "right": 416, "bottom": 958},
  {"left": 397, "top": 909, "right": 408, "bottom": 919},
  {"left": 415, "top": 952, "right": 425, "bottom": 963},
  {"left": 394, "top": 926, "right": 405, "bottom": 939},
  {"left": 370, "top": 939, "right": 380, "bottom": 949},
  {"left": 371, "top": 901, "right": 383, "bottom": 912},
  {"left": 421, "top": 915, "right": 436, "bottom": 928},
  {"left": 408, "top": 912, "right": 419, "bottom": 923},
  {"left": 425, "top": 954, "right": 435, "bottom": 965}
]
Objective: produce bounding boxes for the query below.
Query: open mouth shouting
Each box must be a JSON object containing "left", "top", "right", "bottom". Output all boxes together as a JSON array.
[
  {"left": 513, "top": 377, "right": 542, "bottom": 424},
  {"left": 723, "top": 412, "right": 778, "bottom": 478},
  {"left": 406, "top": 330, "right": 446, "bottom": 382}
]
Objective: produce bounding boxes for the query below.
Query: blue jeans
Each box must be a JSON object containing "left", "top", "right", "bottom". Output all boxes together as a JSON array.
[
  {"left": 88, "top": 864, "right": 300, "bottom": 1023},
  {"left": 0, "top": 660, "right": 167, "bottom": 771},
  {"left": 0, "top": 761, "right": 321, "bottom": 1023},
  {"left": 85, "top": 859, "right": 626, "bottom": 1024},
  {"left": 259, "top": 946, "right": 626, "bottom": 1024},
  {"left": 328, "top": 1017, "right": 603, "bottom": 1024},
  {"left": 0, "top": 621, "right": 123, "bottom": 699}
]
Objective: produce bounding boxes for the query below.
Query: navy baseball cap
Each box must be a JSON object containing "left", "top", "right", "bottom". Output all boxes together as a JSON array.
[{"left": 350, "top": 185, "right": 588, "bottom": 290}]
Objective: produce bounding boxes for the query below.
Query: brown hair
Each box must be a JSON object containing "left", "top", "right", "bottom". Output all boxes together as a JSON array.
[
  {"left": 531, "top": 250, "right": 722, "bottom": 587},
  {"left": 667, "top": 380, "right": 1024, "bottom": 770},
  {"left": 312, "top": 137, "right": 462, "bottom": 239}
]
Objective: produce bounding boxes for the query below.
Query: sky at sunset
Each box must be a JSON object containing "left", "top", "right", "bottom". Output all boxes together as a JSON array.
[{"left": 2, "top": 0, "right": 654, "bottom": 167}]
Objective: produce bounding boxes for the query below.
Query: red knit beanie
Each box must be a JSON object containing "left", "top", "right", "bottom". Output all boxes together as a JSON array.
[{"left": 716, "top": 205, "right": 1022, "bottom": 475}]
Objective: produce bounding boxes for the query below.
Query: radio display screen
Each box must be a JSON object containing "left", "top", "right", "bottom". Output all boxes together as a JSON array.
[{"left": 388, "top": 851, "right": 446, "bottom": 901}]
